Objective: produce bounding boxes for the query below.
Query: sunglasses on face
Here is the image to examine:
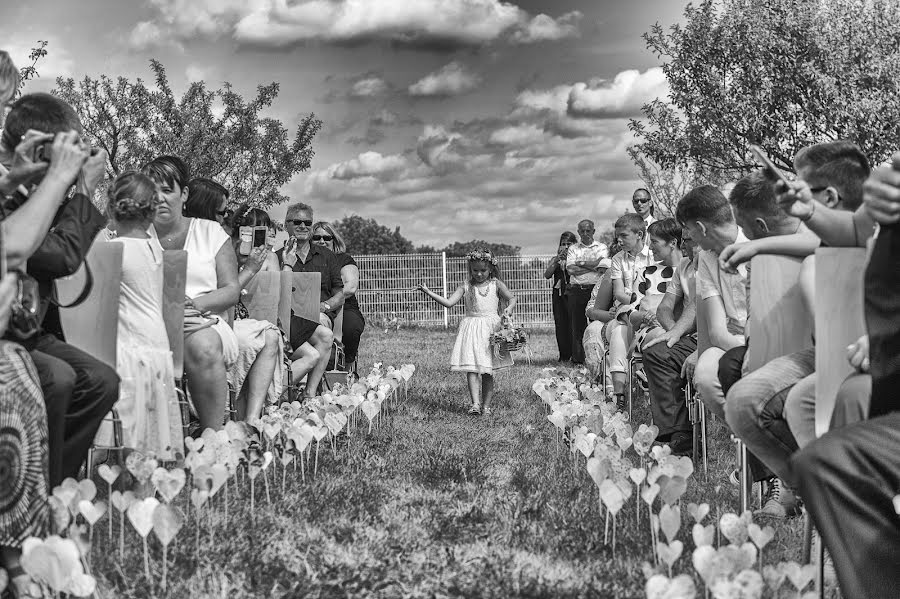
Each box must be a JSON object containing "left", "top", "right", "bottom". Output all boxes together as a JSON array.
[
  {"left": 288, "top": 219, "right": 313, "bottom": 227},
  {"left": 312, "top": 234, "right": 333, "bottom": 242},
  {"left": 633, "top": 197, "right": 651, "bottom": 204}
]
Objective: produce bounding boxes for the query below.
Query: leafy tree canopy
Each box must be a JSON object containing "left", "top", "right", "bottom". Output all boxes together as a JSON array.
[
  {"left": 630, "top": 0, "right": 900, "bottom": 184},
  {"left": 333, "top": 214, "right": 415, "bottom": 255},
  {"left": 443, "top": 240, "right": 521, "bottom": 257},
  {"left": 53, "top": 60, "right": 322, "bottom": 209}
]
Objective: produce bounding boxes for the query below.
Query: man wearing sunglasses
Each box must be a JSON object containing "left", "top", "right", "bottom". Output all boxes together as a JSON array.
[{"left": 278, "top": 202, "right": 344, "bottom": 398}]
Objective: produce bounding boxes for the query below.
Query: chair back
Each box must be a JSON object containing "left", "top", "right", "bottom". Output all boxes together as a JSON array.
[
  {"left": 745, "top": 255, "right": 814, "bottom": 372},
  {"left": 814, "top": 248, "right": 867, "bottom": 437},
  {"left": 57, "top": 237, "right": 122, "bottom": 369},
  {"left": 162, "top": 250, "right": 188, "bottom": 376},
  {"left": 278, "top": 271, "right": 322, "bottom": 339},
  {"left": 245, "top": 270, "right": 281, "bottom": 325}
]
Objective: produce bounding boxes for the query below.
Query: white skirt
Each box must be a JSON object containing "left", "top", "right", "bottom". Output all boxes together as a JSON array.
[{"left": 450, "top": 315, "right": 512, "bottom": 374}]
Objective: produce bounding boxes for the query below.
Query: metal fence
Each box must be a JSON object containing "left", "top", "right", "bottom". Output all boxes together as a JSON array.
[{"left": 353, "top": 253, "right": 556, "bottom": 328}]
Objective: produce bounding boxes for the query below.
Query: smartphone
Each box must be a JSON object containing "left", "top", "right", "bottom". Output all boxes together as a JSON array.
[
  {"left": 253, "top": 226, "right": 267, "bottom": 248},
  {"left": 749, "top": 145, "right": 792, "bottom": 187},
  {"left": 239, "top": 226, "right": 253, "bottom": 255}
]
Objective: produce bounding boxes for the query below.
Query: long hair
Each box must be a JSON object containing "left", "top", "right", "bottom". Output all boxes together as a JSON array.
[
  {"left": 185, "top": 177, "right": 229, "bottom": 221},
  {"left": 311, "top": 221, "right": 347, "bottom": 254}
]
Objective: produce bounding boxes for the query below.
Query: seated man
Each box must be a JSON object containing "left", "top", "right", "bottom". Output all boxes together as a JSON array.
[
  {"left": 641, "top": 225, "right": 699, "bottom": 456},
  {"left": 791, "top": 151, "right": 900, "bottom": 599},
  {"left": 278, "top": 202, "right": 340, "bottom": 399},
  {"left": 723, "top": 143, "right": 872, "bottom": 516},
  {"left": 606, "top": 214, "right": 655, "bottom": 411},
  {"left": 0, "top": 93, "right": 118, "bottom": 485}
]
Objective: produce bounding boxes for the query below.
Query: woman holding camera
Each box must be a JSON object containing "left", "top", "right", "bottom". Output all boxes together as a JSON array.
[
  {"left": 184, "top": 181, "right": 283, "bottom": 422},
  {"left": 544, "top": 231, "right": 577, "bottom": 362}
]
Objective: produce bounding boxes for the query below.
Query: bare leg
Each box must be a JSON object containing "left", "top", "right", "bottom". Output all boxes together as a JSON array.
[
  {"left": 240, "top": 329, "right": 280, "bottom": 422},
  {"left": 184, "top": 327, "right": 227, "bottom": 431},
  {"left": 304, "top": 322, "right": 334, "bottom": 398},
  {"left": 466, "top": 372, "right": 481, "bottom": 408},
  {"left": 481, "top": 373, "right": 494, "bottom": 409}
]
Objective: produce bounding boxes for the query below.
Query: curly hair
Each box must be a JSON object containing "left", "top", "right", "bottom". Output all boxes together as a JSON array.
[{"left": 107, "top": 171, "right": 160, "bottom": 225}]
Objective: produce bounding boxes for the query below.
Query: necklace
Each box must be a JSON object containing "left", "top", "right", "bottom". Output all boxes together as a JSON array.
[{"left": 475, "top": 281, "right": 491, "bottom": 297}]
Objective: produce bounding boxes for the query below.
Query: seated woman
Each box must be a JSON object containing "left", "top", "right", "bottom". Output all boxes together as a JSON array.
[
  {"left": 183, "top": 180, "right": 283, "bottom": 423},
  {"left": 583, "top": 269, "right": 615, "bottom": 396},
  {"left": 104, "top": 172, "right": 183, "bottom": 459},
  {"left": 311, "top": 221, "right": 365, "bottom": 369},
  {"left": 143, "top": 156, "right": 240, "bottom": 432}
]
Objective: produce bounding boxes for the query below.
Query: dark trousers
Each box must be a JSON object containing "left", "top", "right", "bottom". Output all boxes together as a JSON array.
[
  {"left": 864, "top": 223, "right": 900, "bottom": 417},
  {"left": 793, "top": 413, "right": 900, "bottom": 599},
  {"left": 29, "top": 333, "right": 119, "bottom": 486},
  {"left": 341, "top": 309, "right": 365, "bottom": 364},
  {"left": 567, "top": 285, "right": 593, "bottom": 364},
  {"left": 718, "top": 344, "right": 771, "bottom": 482},
  {"left": 643, "top": 335, "right": 696, "bottom": 438},
  {"left": 551, "top": 292, "right": 572, "bottom": 361}
]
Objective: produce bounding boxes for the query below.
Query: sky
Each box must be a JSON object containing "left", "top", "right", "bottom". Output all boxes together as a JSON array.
[{"left": 4, "top": 0, "right": 692, "bottom": 254}]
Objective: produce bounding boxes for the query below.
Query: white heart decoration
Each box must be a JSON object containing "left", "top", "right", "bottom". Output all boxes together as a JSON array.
[{"left": 127, "top": 497, "right": 160, "bottom": 538}]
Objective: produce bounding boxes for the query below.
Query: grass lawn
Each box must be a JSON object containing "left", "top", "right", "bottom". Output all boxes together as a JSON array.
[{"left": 91, "top": 329, "right": 811, "bottom": 598}]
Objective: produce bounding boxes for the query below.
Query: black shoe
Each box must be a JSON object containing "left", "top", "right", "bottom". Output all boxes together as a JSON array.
[
  {"left": 668, "top": 432, "right": 692, "bottom": 456},
  {"left": 615, "top": 393, "right": 627, "bottom": 413}
]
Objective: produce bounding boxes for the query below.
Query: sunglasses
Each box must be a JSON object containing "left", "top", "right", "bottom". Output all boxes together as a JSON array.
[
  {"left": 288, "top": 219, "right": 313, "bottom": 227},
  {"left": 312, "top": 234, "right": 333, "bottom": 242},
  {"left": 633, "top": 197, "right": 652, "bottom": 204}
]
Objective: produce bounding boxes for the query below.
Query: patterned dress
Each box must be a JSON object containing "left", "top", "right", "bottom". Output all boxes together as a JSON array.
[{"left": 0, "top": 341, "right": 49, "bottom": 547}]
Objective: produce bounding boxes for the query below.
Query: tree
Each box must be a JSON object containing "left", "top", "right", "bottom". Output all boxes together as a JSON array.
[
  {"left": 333, "top": 215, "right": 415, "bottom": 255},
  {"left": 443, "top": 240, "right": 521, "bottom": 257},
  {"left": 627, "top": 148, "right": 729, "bottom": 218},
  {"left": 17, "top": 41, "right": 48, "bottom": 95},
  {"left": 53, "top": 60, "right": 322, "bottom": 209},
  {"left": 630, "top": 0, "right": 900, "bottom": 182}
]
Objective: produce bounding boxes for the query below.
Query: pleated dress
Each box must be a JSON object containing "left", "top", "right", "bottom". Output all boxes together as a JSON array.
[{"left": 450, "top": 280, "right": 513, "bottom": 374}]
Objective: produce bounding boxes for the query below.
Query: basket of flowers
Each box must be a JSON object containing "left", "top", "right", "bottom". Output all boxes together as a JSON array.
[{"left": 490, "top": 315, "right": 528, "bottom": 354}]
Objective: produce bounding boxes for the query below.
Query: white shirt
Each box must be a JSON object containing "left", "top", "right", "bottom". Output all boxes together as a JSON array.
[
  {"left": 666, "top": 255, "right": 699, "bottom": 310},
  {"left": 696, "top": 228, "right": 750, "bottom": 337},
  {"left": 609, "top": 244, "right": 654, "bottom": 293},
  {"left": 566, "top": 240, "right": 610, "bottom": 286}
]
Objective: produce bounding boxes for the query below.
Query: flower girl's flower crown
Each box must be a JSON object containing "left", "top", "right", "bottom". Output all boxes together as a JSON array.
[{"left": 465, "top": 249, "right": 499, "bottom": 265}]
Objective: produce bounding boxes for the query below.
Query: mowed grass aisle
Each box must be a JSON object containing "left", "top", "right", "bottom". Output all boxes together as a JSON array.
[{"left": 95, "top": 329, "right": 808, "bottom": 598}]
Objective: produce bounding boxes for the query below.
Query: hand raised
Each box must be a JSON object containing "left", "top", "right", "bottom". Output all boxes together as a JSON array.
[
  {"left": 774, "top": 179, "right": 815, "bottom": 221},
  {"left": 4, "top": 130, "right": 53, "bottom": 190},
  {"left": 76, "top": 147, "right": 109, "bottom": 197},
  {"left": 862, "top": 155, "right": 900, "bottom": 225},
  {"left": 45, "top": 131, "right": 89, "bottom": 187},
  {"left": 245, "top": 246, "right": 268, "bottom": 274},
  {"left": 718, "top": 242, "right": 755, "bottom": 274}
]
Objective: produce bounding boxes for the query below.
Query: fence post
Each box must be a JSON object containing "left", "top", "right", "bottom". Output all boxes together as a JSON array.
[{"left": 441, "top": 252, "right": 449, "bottom": 329}]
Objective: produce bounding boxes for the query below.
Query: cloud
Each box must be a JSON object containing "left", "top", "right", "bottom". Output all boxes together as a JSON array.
[
  {"left": 408, "top": 62, "right": 481, "bottom": 97},
  {"left": 350, "top": 75, "right": 389, "bottom": 98},
  {"left": 329, "top": 151, "right": 409, "bottom": 181},
  {"left": 347, "top": 127, "right": 386, "bottom": 147},
  {"left": 567, "top": 67, "right": 668, "bottom": 119},
  {"left": 511, "top": 11, "right": 582, "bottom": 44},
  {"left": 129, "top": 0, "right": 580, "bottom": 50}
]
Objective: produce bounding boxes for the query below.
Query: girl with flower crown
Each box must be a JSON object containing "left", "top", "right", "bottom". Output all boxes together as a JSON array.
[{"left": 418, "top": 249, "right": 517, "bottom": 415}]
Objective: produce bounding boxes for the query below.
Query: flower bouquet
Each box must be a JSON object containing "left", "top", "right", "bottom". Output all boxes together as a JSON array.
[{"left": 490, "top": 316, "right": 528, "bottom": 354}]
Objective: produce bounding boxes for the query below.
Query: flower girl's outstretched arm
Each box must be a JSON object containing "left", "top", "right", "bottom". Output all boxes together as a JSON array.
[
  {"left": 496, "top": 280, "right": 517, "bottom": 316},
  {"left": 418, "top": 283, "right": 465, "bottom": 308}
]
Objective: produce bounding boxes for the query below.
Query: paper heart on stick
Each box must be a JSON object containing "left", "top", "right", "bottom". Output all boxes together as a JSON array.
[
  {"left": 311, "top": 424, "right": 329, "bottom": 442},
  {"left": 586, "top": 457, "right": 611, "bottom": 489},
  {"left": 125, "top": 452, "right": 158, "bottom": 484},
  {"left": 657, "top": 475, "right": 688, "bottom": 506},
  {"left": 575, "top": 432, "right": 597, "bottom": 458},
  {"left": 691, "top": 546, "right": 716, "bottom": 585},
  {"left": 633, "top": 423, "right": 659, "bottom": 455},
  {"left": 686, "top": 502, "right": 710, "bottom": 524},
  {"left": 658, "top": 504, "right": 681, "bottom": 544},
  {"left": 262, "top": 420, "right": 282, "bottom": 441},
  {"left": 616, "top": 436, "right": 633, "bottom": 451},
  {"left": 110, "top": 490, "right": 136, "bottom": 513},
  {"left": 719, "top": 511, "right": 751, "bottom": 545},
  {"left": 20, "top": 535, "right": 84, "bottom": 594},
  {"left": 97, "top": 464, "right": 121, "bottom": 486},
  {"left": 782, "top": 561, "right": 816, "bottom": 592},
  {"left": 151, "top": 467, "right": 186, "bottom": 503},
  {"left": 48, "top": 496, "right": 70, "bottom": 533},
  {"left": 629, "top": 468, "right": 646, "bottom": 486},
  {"left": 651, "top": 444, "right": 673, "bottom": 462},
  {"left": 645, "top": 574, "right": 697, "bottom": 599},
  {"left": 67, "top": 523, "right": 90, "bottom": 558},
  {"left": 547, "top": 412, "right": 567, "bottom": 431},
  {"left": 209, "top": 464, "right": 229, "bottom": 496},
  {"left": 152, "top": 504, "right": 184, "bottom": 546},
  {"left": 748, "top": 523, "right": 775, "bottom": 550},
  {"left": 641, "top": 483, "right": 661, "bottom": 507},
  {"left": 656, "top": 540, "right": 683, "bottom": 568},
  {"left": 77, "top": 500, "right": 106, "bottom": 526},
  {"left": 192, "top": 465, "right": 214, "bottom": 493},
  {"left": 183, "top": 436, "right": 204, "bottom": 454},
  {"left": 51, "top": 481, "right": 78, "bottom": 515},
  {"left": 763, "top": 564, "right": 786, "bottom": 592},
  {"left": 190, "top": 489, "right": 209, "bottom": 510},
  {"left": 598, "top": 479, "right": 625, "bottom": 515},
  {"left": 127, "top": 497, "right": 159, "bottom": 538},
  {"left": 692, "top": 523, "right": 715, "bottom": 547},
  {"left": 710, "top": 569, "right": 764, "bottom": 599}
]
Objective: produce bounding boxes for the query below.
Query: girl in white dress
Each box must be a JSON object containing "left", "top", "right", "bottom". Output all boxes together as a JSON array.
[
  {"left": 105, "top": 172, "right": 183, "bottom": 460},
  {"left": 418, "top": 249, "right": 517, "bottom": 415}
]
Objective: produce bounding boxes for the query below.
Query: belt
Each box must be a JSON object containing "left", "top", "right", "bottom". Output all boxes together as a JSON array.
[{"left": 569, "top": 283, "right": 595, "bottom": 290}]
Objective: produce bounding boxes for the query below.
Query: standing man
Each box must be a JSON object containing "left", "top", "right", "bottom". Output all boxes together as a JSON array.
[
  {"left": 566, "top": 219, "right": 609, "bottom": 364},
  {"left": 279, "top": 202, "right": 342, "bottom": 399},
  {"left": 633, "top": 188, "right": 657, "bottom": 229}
]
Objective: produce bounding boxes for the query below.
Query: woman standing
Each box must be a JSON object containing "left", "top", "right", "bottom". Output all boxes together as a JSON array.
[
  {"left": 311, "top": 221, "right": 365, "bottom": 369},
  {"left": 544, "top": 231, "right": 577, "bottom": 362}
]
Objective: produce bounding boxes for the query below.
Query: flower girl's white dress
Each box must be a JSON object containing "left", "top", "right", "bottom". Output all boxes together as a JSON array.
[{"left": 450, "top": 280, "right": 513, "bottom": 374}]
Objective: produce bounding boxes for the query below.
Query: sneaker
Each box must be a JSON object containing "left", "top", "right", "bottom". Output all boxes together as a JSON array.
[
  {"left": 757, "top": 478, "right": 801, "bottom": 518},
  {"left": 668, "top": 432, "right": 692, "bottom": 456},
  {"left": 468, "top": 405, "right": 482, "bottom": 415}
]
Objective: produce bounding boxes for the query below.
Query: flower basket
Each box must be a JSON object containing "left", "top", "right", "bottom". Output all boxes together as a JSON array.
[{"left": 490, "top": 316, "right": 528, "bottom": 353}]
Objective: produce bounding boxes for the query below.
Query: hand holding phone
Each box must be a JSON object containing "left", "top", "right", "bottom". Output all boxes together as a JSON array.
[{"left": 749, "top": 145, "right": 792, "bottom": 187}]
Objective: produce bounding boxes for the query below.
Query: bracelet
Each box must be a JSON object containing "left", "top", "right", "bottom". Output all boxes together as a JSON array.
[{"left": 799, "top": 201, "right": 816, "bottom": 222}]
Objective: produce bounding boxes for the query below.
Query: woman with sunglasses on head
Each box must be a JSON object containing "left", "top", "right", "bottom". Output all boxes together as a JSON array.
[
  {"left": 183, "top": 182, "right": 284, "bottom": 423},
  {"left": 310, "top": 221, "right": 365, "bottom": 369}
]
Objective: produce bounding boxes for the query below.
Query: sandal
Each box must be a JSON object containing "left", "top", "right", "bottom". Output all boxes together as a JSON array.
[
  {"left": 482, "top": 407, "right": 493, "bottom": 416},
  {"left": 468, "top": 405, "right": 482, "bottom": 415}
]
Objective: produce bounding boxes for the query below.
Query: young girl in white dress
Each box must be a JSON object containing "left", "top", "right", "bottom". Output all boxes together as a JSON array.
[
  {"left": 418, "top": 249, "right": 517, "bottom": 415},
  {"left": 105, "top": 172, "right": 183, "bottom": 460}
]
